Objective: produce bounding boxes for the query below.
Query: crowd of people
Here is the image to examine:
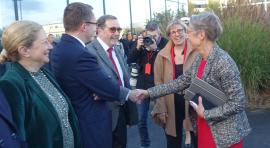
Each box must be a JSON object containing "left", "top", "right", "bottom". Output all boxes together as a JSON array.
[{"left": 0, "top": 2, "right": 251, "bottom": 148}]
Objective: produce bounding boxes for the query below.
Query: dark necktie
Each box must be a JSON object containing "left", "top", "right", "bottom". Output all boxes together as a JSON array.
[{"left": 107, "top": 47, "right": 123, "bottom": 86}]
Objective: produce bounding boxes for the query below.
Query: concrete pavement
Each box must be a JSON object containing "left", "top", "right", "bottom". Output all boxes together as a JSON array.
[{"left": 127, "top": 108, "right": 270, "bottom": 148}]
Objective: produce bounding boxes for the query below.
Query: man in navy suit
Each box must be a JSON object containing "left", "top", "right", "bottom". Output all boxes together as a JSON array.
[
  {"left": 50, "top": 2, "right": 142, "bottom": 148},
  {"left": 0, "top": 89, "right": 25, "bottom": 148}
]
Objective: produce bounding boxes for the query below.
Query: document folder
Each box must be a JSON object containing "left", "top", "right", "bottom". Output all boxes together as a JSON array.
[{"left": 184, "top": 77, "right": 227, "bottom": 109}]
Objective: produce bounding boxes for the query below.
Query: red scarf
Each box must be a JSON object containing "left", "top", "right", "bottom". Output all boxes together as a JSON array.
[{"left": 170, "top": 40, "right": 187, "bottom": 79}]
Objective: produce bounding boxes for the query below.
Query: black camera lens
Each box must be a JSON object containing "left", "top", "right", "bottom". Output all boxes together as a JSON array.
[{"left": 143, "top": 36, "right": 154, "bottom": 46}]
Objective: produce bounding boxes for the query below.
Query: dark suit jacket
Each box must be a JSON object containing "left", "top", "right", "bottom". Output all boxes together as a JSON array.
[
  {"left": 87, "top": 39, "right": 138, "bottom": 130},
  {"left": 0, "top": 62, "right": 81, "bottom": 148},
  {"left": 50, "top": 34, "right": 129, "bottom": 148},
  {"left": 0, "top": 89, "right": 25, "bottom": 148}
]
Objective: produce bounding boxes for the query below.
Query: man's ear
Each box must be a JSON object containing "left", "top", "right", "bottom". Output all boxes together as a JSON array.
[
  {"left": 79, "top": 22, "right": 87, "bottom": 32},
  {"left": 17, "top": 46, "right": 30, "bottom": 58}
]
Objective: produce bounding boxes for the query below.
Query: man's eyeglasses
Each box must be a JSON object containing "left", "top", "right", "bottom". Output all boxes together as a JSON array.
[
  {"left": 106, "top": 27, "right": 122, "bottom": 33},
  {"left": 170, "top": 29, "right": 184, "bottom": 36},
  {"left": 85, "top": 21, "right": 97, "bottom": 25}
]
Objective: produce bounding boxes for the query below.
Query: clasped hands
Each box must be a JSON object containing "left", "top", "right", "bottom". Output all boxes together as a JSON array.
[
  {"left": 128, "top": 89, "right": 149, "bottom": 104},
  {"left": 92, "top": 89, "right": 149, "bottom": 104}
]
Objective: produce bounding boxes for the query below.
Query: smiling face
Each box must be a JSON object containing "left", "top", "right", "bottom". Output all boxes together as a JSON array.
[
  {"left": 169, "top": 24, "right": 186, "bottom": 46},
  {"left": 23, "top": 29, "right": 52, "bottom": 66},
  {"left": 98, "top": 19, "right": 122, "bottom": 47}
]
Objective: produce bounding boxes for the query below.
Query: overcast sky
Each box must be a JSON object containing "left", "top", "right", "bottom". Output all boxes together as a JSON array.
[{"left": 0, "top": 0, "right": 188, "bottom": 29}]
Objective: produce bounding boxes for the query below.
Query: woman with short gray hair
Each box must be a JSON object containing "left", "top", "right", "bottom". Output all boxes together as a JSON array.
[{"left": 140, "top": 12, "right": 251, "bottom": 148}]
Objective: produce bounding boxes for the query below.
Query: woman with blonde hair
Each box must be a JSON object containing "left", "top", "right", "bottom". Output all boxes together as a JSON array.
[
  {"left": 0, "top": 21, "right": 81, "bottom": 148},
  {"left": 151, "top": 19, "right": 198, "bottom": 148}
]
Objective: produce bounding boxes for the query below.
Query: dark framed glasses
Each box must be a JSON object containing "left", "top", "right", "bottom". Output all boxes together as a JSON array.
[
  {"left": 107, "top": 27, "right": 122, "bottom": 33},
  {"left": 85, "top": 21, "right": 97, "bottom": 25}
]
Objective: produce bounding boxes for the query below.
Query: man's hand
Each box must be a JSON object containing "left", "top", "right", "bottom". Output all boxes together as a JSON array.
[
  {"left": 189, "top": 96, "right": 205, "bottom": 118},
  {"left": 92, "top": 93, "right": 100, "bottom": 101},
  {"left": 136, "top": 35, "right": 144, "bottom": 50}
]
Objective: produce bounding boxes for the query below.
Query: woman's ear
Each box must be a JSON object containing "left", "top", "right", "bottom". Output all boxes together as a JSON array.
[
  {"left": 17, "top": 46, "right": 30, "bottom": 58},
  {"left": 197, "top": 31, "right": 206, "bottom": 42}
]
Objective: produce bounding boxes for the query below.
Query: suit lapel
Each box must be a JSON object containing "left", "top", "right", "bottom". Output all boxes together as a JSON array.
[
  {"left": 92, "top": 39, "right": 118, "bottom": 76},
  {"left": 13, "top": 63, "right": 61, "bottom": 123},
  {"left": 114, "top": 47, "right": 130, "bottom": 86}
]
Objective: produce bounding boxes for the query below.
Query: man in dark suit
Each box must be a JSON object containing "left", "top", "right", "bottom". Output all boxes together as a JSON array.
[
  {"left": 0, "top": 89, "right": 25, "bottom": 148},
  {"left": 87, "top": 15, "right": 138, "bottom": 148},
  {"left": 50, "top": 3, "right": 142, "bottom": 148}
]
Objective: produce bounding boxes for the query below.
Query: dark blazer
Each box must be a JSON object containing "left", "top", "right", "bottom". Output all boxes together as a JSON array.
[
  {"left": 0, "top": 62, "right": 11, "bottom": 77},
  {"left": 0, "top": 62, "right": 81, "bottom": 148},
  {"left": 0, "top": 89, "right": 25, "bottom": 148},
  {"left": 50, "top": 34, "right": 129, "bottom": 148},
  {"left": 128, "top": 36, "right": 168, "bottom": 89},
  {"left": 87, "top": 38, "right": 138, "bottom": 130}
]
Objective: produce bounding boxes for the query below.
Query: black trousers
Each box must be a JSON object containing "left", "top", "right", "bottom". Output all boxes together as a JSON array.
[{"left": 112, "top": 106, "right": 127, "bottom": 148}]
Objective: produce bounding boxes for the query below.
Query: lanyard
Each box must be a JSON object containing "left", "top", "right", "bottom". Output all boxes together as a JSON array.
[
  {"left": 146, "top": 51, "right": 154, "bottom": 63},
  {"left": 170, "top": 39, "right": 188, "bottom": 79}
]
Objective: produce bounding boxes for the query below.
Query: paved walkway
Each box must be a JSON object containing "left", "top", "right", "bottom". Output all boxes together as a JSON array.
[{"left": 127, "top": 108, "right": 270, "bottom": 148}]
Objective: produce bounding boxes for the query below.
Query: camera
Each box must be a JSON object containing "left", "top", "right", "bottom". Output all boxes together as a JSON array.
[{"left": 143, "top": 36, "right": 154, "bottom": 46}]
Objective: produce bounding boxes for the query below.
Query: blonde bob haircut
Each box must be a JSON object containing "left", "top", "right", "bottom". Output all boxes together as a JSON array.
[{"left": 166, "top": 19, "right": 187, "bottom": 37}]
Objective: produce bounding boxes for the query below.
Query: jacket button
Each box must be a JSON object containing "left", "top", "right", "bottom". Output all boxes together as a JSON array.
[
  {"left": 11, "top": 133, "right": 17, "bottom": 139},
  {"left": 0, "top": 139, "right": 4, "bottom": 147}
]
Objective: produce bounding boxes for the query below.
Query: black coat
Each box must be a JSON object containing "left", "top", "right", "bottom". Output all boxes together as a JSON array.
[{"left": 128, "top": 37, "right": 168, "bottom": 89}]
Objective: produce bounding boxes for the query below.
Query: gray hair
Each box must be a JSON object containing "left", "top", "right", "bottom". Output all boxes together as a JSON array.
[
  {"left": 166, "top": 19, "right": 187, "bottom": 37},
  {"left": 190, "top": 12, "right": 223, "bottom": 41}
]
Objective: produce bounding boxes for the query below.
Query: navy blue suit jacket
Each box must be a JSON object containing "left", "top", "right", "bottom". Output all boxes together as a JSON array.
[
  {"left": 50, "top": 34, "right": 129, "bottom": 148},
  {"left": 0, "top": 89, "right": 26, "bottom": 148}
]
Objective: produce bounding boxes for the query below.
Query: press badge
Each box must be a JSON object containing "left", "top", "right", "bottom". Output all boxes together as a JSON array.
[{"left": 145, "top": 63, "right": 151, "bottom": 75}]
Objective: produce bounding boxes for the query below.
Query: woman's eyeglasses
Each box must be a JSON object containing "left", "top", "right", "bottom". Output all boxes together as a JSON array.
[{"left": 170, "top": 29, "right": 184, "bottom": 36}]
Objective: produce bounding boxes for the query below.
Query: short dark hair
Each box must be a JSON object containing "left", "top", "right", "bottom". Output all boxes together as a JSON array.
[
  {"left": 63, "top": 2, "right": 94, "bottom": 32},
  {"left": 97, "top": 15, "right": 117, "bottom": 28},
  {"left": 145, "top": 21, "right": 160, "bottom": 32}
]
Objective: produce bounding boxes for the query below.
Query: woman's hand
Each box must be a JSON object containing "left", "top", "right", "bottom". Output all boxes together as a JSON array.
[
  {"left": 189, "top": 96, "right": 205, "bottom": 119},
  {"left": 152, "top": 112, "right": 168, "bottom": 127}
]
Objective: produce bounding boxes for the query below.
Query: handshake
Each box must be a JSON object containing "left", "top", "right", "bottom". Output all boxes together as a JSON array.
[{"left": 128, "top": 89, "right": 150, "bottom": 104}]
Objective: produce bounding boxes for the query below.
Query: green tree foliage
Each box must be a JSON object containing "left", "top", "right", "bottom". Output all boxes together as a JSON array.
[
  {"left": 151, "top": 9, "right": 175, "bottom": 36},
  {"left": 151, "top": 8, "right": 187, "bottom": 37}
]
